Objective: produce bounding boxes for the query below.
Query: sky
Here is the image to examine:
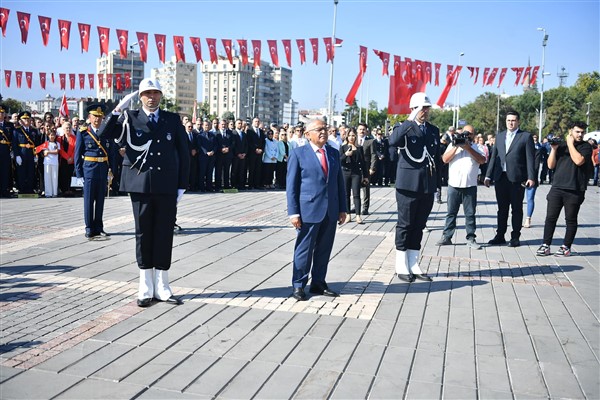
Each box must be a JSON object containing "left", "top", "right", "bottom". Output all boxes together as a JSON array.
[{"left": 0, "top": 0, "right": 598, "bottom": 116}]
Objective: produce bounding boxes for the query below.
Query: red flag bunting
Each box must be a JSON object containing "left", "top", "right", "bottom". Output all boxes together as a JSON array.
[
  {"left": 190, "top": 37, "right": 203, "bottom": 63},
  {"left": 512, "top": 67, "right": 524, "bottom": 86},
  {"left": 309, "top": 38, "right": 318, "bottom": 64},
  {"left": 4, "top": 70, "right": 11, "bottom": 87},
  {"left": 58, "top": 19, "right": 71, "bottom": 50},
  {"left": 237, "top": 39, "right": 248, "bottom": 65},
  {"left": 51, "top": 72, "right": 55, "bottom": 84},
  {"left": 296, "top": 39, "right": 306, "bottom": 65},
  {"left": 359, "top": 45, "right": 367, "bottom": 73},
  {"left": 125, "top": 72, "right": 131, "bottom": 89},
  {"left": 324, "top": 37, "right": 333, "bottom": 63},
  {"left": 388, "top": 67, "right": 418, "bottom": 115},
  {"left": 447, "top": 64, "right": 453, "bottom": 77},
  {"left": 25, "top": 72, "right": 32, "bottom": 88},
  {"left": 345, "top": 46, "right": 368, "bottom": 105},
  {"left": 69, "top": 73, "right": 75, "bottom": 90},
  {"left": 78, "top": 73, "right": 85, "bottom": 90},
  {"left": 39, "top": 72, "right": 46, "bottom": 89},
  {"left": 486, "top": 68, "right": 499, "bottom": 86},
  {"left": 15, "top": 71, "right": 22, "bottom": 88},
  {"left": 530, "top": 66, "right": 540, "bottom": 86},
  {"left": 97, "top": 26, "right": 110, "bottom": 56},
  {"left": 106, "top": 73, "right": 112, "bottom": 88},
  {"left": 60, "top": 93, "right": 69, "bottom": 118},
  {"left": 267, "top": 39, "right": 279, "bottom": 67},
  {"left": 0, "top": 8, "right": 9, "bottom": 37},
  {"left": 282, "top": 39, "right": 292, "bottom": 67},
  {"left": 78, "top": 23, "right": 90, "bottom": 52},
  {"left": 393, "top": 55, "right": 401, "bottom": 75},
  {"left": 482, "top": 67, "right": 490, "bottom": 87},
  {"left": 88, "top": 73, "right": 94, "bottom": 89},
  {"left": 434, "top": 62, "right": 441, "bottom": 86},
  {"left": 116, "top": 73, "right": 122, "bottom": 91},
  {"left": 497, "top": 68, "right": 507, "bottom": 87},
  {"left": 16, "top": 11, "right": 30, "bottom": 44},
  {"left": 98, "top": 73, "right": 104, "bottom": 90},
  {"left": 59, "top": 73, "right": 66, "bottom": 90},
  {"left": 222, "top": 39, "right": 233, "bottom": 65},
  {"left": 452, "top": 66, "right": 462, "bottom": 87},
  {"left": 38, "top": 15, "right": 51, "bottom": 46},
  {"left": 155, "top": 33, "right": 166, "bottom": 63},
  {"left": 251, "top": 39, "right": 261, "bottom": 68},
  {"left": 206, "top": 38, "right": 218, "bottom": 64},
  {"left": 404, "top": 58, "right": 413, "bottom": 83},
  {"left": 373, "top": 49, "right": 390, "bottom": 76},
  {"left": 473, "top": 67, "right": 479, "bottom": 85},
  {"left": 116, "top": 29, "right": 128, "bottom": 59},
  {"left": 136, "top": 32, "right": 148, "bottom": 62},
  {"left": 436, "top": 66, "right": 461, "bottom": 107},
  {"left": 424, "top": 61, "right": 432, "bottom": 83},
  {"left": 467, "top": 66, "right": 474, "bottom": 78},
  {"left": 415, "top": 59, "right": 423, "bottom": 82},
  {"left": 521, "top": 66, "right": 532, "bottom": 85},
  {"left": 173, "top": 35, "right": 186, "bottom": 63}
]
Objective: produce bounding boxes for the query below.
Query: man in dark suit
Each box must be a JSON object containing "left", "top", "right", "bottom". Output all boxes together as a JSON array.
[
  {"left": 186, "top": 121, "right": 199, "bottom": 191},
  {"left": 287, "top": 118, "right": 347, "bottom": 301},
  {"left": 106, "top": 78, "right": 190, "bottom": 307},
  {"left": 197, "top": 120, "right": 216, "bottom": 192},
  {"left": 485, "top": 110, "right": 535, "bottom": 247},
  {"left": 214, "top": 119, "right": 235, "bottom": 191},
  {"left": 0, "top": 105, "right": 15, "bottom": 197},
  {"left": 247, "top": 117, "right": 265, "bottom": 189},
  {"left": 373, "top": 129, "right": 389, "bottom": 186},
  {"left": 357, "top": 123, "right": 376, "bottom": 214},
  {"left": 231, "top": 118, "right": 248, "bottom": 190},
  {"left": 388, "top": 92, "right": 441, "bottom": 283}
]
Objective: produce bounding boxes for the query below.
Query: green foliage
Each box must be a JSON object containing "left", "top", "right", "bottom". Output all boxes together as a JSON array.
[
  {"left": 0, "top": 98, "right": 24, "bottom": 114},
  {"left": 159, "top": 97, "right": 178, "bottom": 113},
  {"left": 222, "top": 111, "right": 235, "bottom": 121}
]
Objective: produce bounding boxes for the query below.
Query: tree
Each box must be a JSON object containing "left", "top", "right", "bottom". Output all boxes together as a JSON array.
[
  {"left": 222, "top": 111, "right": 235, "bottom": 121},
  {"left": 1, "top": 98, "right": 24, "bottom": 114},
  {"left": 160, "top": 97, "right": 178, "bottom": 113}
]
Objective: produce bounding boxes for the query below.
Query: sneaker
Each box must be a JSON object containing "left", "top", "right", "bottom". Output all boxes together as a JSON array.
[
  {"left": 467, "top": 238, "right": 481, "bottom": 250},
  {"left": 436, "top": 237, "right": 452, "bottom": 246},
  {"left": 555, "top": 245, "right": 571, "bottom": 257},
  {"left": 536, "top": 244, "right": 551, "bottom": 256}
]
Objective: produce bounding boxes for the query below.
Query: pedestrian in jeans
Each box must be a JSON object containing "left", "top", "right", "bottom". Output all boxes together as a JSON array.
[{"left": 536, "top": 122, "right": 593, "bottom": 257}]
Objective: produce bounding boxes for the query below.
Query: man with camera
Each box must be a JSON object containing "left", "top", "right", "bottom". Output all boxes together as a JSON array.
[
  {"left": 536, "top": 121, "right": 593, "bottom": 257},
  {"left": 436, "top": 125, "right": 486, "bottom": 249}
]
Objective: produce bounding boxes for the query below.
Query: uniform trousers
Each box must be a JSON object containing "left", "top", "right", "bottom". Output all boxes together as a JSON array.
[
  {"left": 16, "top": 158, "right": 35, "bottom": 193},
  {"left": 395, "top": 189, "right": 434, "bottom": 251},
  {"left": 83, "top": 176, "right": 106, "bottom": 235},
  {"left": 130, "top": 192, "right": 177, "bottom": 270}
]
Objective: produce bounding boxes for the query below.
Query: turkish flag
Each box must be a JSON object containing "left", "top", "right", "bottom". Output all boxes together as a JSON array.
[
  {"left": 393, "top": 55, "right": 401, "bottom": 75},
  {"left": 174, "top": 35, "right": 186, "bottom": 63},
  {"left": 35, "top": 142, "right": 49, "bottom": 155},
  {"left": 60, "top": 93, "right": 69, "bottom": 118},
  {"left": 267, "top": 40, "right": 279, "bottom": 67},
  {"left": 434, "top": 62, "right": 441, "bottom": 86},
  {"left": 155, "top": 33, "right": 166, "bottom": 63},
  {"left": 78, "top": 23, "right": 90, "bottom": 52},
  {"left": 69, "top": 73, "right": 75, "bottom": 90},
  {"left": 125, "top": 72, "right": 131, "bottom": 89},
  {"left": 521, "top": 66, "right": 532, "bottom": 85},
  {"left": 116, "top": 74, "right": 122, "bottom": 91},
  {"left": 0, "top": 8, "right": 10, "bottom": 37},
  {"left": 482, "top": 67, "right": 490, "bottom": 87},
  {"left": 404, "top": 58, "right": 413, "bottom": 83},
  {"left": 190, "top": 37, "right": 203, "bottom": 62},
  {"left": 373, "top": 49, "right": 390, "bottom": 76},
  {"left": 447, "top": 64, "right": 453, "bottom": 78},
  {"left": 497, "top": 68, "right": 508, "bottom": 88},
  {"left": 17, "top": 11, "right": 30, "bottom": 44},
  {"left": 136, "top": 32, "right": 148, "bottom": 62},
  {"left": 530, "top": 66, "right": 540, "bottom": 86},
  {"left": 309, "top": 38, "right": 318, "bottom": 64},
  {"left": 15, "top": 71, "right": 22, "bottom": 88},
  {"left": 512, "top": 67, "right": 524, "bottom": 86},
  {"left": 473, "top": 67, "right": 480, "bottom": 85},
  {"left": 424, "top": 61, "right": 432, "bottom": 83},
  {"left": 98, "top": 73, "right": 104, "bottom": 90},
  {"left": 78, "top": 73, "right": 85, "bottom": 89},
  {"left": 207, "top": 38, "right": 218, "bottom": 64},
  {"left": 39, "top": 72, "right": 46, "bottom": 89},
  {"left": 222, "top": 39, "right": 233, "bottom": 65},
  {"left": 88, "top": 73, "right": 94, "bottom": 89},
  {"left": 237, "top": 39, "right": 248, "bottom": 65},
  {"left": 486, "top": 68, "right": 499, "bottom": 86},
  {"left": 4, "top": 70, "right": 11, "bottom": 87},
  {"left": 107, "top": 73, "right": 113, "bottom": 88},
  {"left": 251, "top": 39, "right": 261, "bottom": 68},
  {"left": 58, "top": 19, "right": 71, "bottom": 50},
  {"left": 296, "top": 39, "right": 306, "bottom": 65},
  {"left": 436, "top": 67, "right": 461, "bottom": 107},
  {"left": 97, "top": 26, "right": 110, "bottom": 56},
  {"left": 38, "top": 15, "right": 51, "bottom": 46},
  {"left": 116, "top": 29, "right": 128, "bottom": 59},
  {"left": 345, "top": 46, "right": 368, "bottom": 105},
  {"left": 59, "top": 73, "right": 66, "bottom": 90},
  {"left": 324, "top": 37, "right": 333, "bottom": 63},
  {"left": 51, "top": 72, "right": 55, "bottom": 84},
  {"left": 415, "top": 59, "right": 424, "bottom": 82},
  {"left": 25, "top": 72, "right": 32, "bottom": 89},
  {"left": 388, "top": 71, "right": 417, "bottom": 115},
  {"left": 282, "top": 39, "right": 292, "bottom": 67}
]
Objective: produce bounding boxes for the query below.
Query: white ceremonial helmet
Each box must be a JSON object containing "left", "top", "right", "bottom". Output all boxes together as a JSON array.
[
  {"left": 138, "top": 78, "right": 162, "bottom": 95},
  {"left": 409, "top": 92, "right": 432, "bottom": 109}
]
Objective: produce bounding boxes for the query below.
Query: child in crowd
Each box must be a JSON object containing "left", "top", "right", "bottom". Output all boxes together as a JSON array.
[{"left": 43, "top": 130, "right": 60, "bottom": 197}]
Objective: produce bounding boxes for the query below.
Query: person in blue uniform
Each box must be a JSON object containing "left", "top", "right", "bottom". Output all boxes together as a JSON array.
[
  {"left": 0, "top": 105, "right": 15, "bottom": 197},
  {"left": 75, "top": 104, "right": 112, "bottom": 240},
  {"left": 388, "top": 92, "right": 441, "bottom": 283},
  {"left": 12, "top": 111, "right": 40, "bottom": 194},
  {"left": 106, "top": 78, "right": 190, "bottom": 307}
]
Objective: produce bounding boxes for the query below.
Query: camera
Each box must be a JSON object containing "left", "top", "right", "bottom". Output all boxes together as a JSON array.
[
  {"left": 549, "top": 136, "right": 563, "bottom": 145},
  {"left": 452, "top": 133, "right": 468, "bottom": 146}
]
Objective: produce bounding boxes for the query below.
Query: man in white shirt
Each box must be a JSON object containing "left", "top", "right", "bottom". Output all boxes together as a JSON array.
[{"left": 436, "top": 125, "right": 486, "bottom": 249}]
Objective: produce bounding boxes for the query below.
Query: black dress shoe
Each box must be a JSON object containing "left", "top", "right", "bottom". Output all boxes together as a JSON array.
[
  {"left": 488, "top": 236, "right": 506, "bottom": 245},
  {"left": 137, "top": 298, "right": 152, "bottom": 307},
  {"left": 98, "top": 230, "right": 111, "bottom": 237},
  {"left": 309, "top": 284, "right": 339, "bottom": 297},
  {"left": 508, "top": 239, "right": 521, "bottom": 247},
  {"left": 414, "top": 274, "right": 433, "bottom": 282},
  {"left": 158, "top": 296, "right": 183, "bottom": 305},
  {"left": 292, "top": 287, "right": 307, "bottom": 301},
  {"left": 397, "top": 274, "right": 415, "bottom": 283},
  {"left": 362, "top": 210, "right": 369, "bottom": 215}
]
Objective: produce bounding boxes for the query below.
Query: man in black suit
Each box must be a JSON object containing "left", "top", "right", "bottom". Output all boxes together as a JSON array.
[
  {"left": 247, "top": 117, "right": 265, "bottom": 189},
  {"left": 214, "top": 119, "right": 235, "bottom": 191},
  {"left": 185, "top": 121, "right": 199, "bottom": 191},
  {"left": 373, "top": 129, "right": 389, "bottom": 186},
  {"left": 485, "top": 110, "right": 535, "bottom": 247},
  {"left": 197, "top": 120, "right": 217, "bottom": 192},
  {"left": 357, "top": 123, "right": 376, "bottom": 214},
  {"left": 0, "top": 105, "right": 15, "bottom": 197},
  {"left": 107, "top": 78, "right": 190, "bottom": 307},
  {"left": 231, "top": 118, "right": 248, "bottom": 190}
]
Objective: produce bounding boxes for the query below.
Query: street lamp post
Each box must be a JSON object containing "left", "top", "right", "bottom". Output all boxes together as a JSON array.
[
  {"left": 129, "top": 42, "right": 139, "bottom": 94},
  {"left": 454, "top": 52, "right": 465, "bottom": 129},
  {"left": 327, "top": 0, "right": 339, "bottom": 126},
  {"left": 586, "top": 102, "right": 592, "bottom": 133},
  {"left": 537, "top": 28, "right": 548, "bottom": 138}
]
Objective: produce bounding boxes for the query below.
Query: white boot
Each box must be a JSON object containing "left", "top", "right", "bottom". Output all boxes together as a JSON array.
[
  {"left": 395, "top": 250, "right": 410, "bottom": 275},
  {"left": 138, "top": 269, "right": 154, "bottom": 300},
  {"left": 407, "top": 249, "right": 432, "bottom": 281},
  {"left": 154, "top": 269, "right": 173, "bottom": 301}
]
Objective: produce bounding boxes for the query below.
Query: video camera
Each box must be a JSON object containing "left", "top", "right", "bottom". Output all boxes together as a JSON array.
[
  {"left": 549, "top": 136, "right": 563, "bottom": 145},
  {"left": 452, "top": 133, "right": 469, "bottom": 146}
]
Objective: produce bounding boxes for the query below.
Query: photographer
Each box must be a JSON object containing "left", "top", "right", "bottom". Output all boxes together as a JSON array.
[
  {"left": 536, "top": 122, "right": 593, "bottom": 257},
  {"left": 436, "top": 125, "right": 486, "bottom": 249}
]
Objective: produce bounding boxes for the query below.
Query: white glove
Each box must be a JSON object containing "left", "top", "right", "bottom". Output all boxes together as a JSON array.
[
  {"left": 407, "top": 105, "right": 422, "bottom": 122},
  {"left": 15, "top": 156, "right": 22, "bottom": 166},
  {"left": 176, "top": 189, "right": 185, "bottom": 205},
  {"left": 116, "top": 90, "right": 138, "bottom": 112}
]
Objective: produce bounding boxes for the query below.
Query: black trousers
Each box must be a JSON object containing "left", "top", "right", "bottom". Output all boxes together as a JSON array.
[
  {"left": 494, "top": 173, "right": 526, "bottom": 239},
  {"left": 395, "top": 189, "right": 434, "bottom": 251},
  {"left": 130, "top": 192, "right": 177, "bottom": 270},
  {"left": 189, "top": 155, "right": 199, "bottom": 190},
  {"left": 542, "top": 187, "right": 585, "bottom": 248},
  {"left": 231, "top": 156, "right": 247, "bottom": 189},
  {"left": 343, "top": 169, "right": 361, "bottom": 215},
  {"left": 247, "top": 153, "right": 262, "bottom": 188}
]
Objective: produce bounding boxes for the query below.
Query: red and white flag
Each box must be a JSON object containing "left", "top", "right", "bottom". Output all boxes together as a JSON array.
[
  {"left": 58, "top": 19, "right": 71, "bottom": 50},
  {"left": 424, "top": 61, "right": 432, "bottom": 83},
  {"left": 373, "top": 49, "right": 390, "bottom": 76},
  {"left": 388, "top": 61, "right": 418, "bottom": 115},
  {"left": 404, "top": 58, "right": 413, "bottom": 83},
  {"left": 115, "top": 74, "right": 122, "bottom": 91},
  {"left": 59, "top": 93, "right": 69, "bottom": 118},
  {"left": 393, "top": 55, "right": 401, "bottom": 75},
  {"left": 136, "top": 32, "right": 148, "bottom": 62},
  {"left": 190, "top": 37, "right": 203, "bottom": 63},
  {"left": 88, "top": 73, "right": 94, "bottom": 89},
  {"left": 78, "top": 73, "right": 85, "bottom": 89},
  {"left": 436, "top": 66, "right": 461, "bottom": 107},
  {"left": 97, "top": 26, "right": 110, "bottom": 56},
  {"left": 124, "top": 72, "right": 131, "bottom": 89},
  {"left": 15, "top": 71, "right": 22, "bottom": 88},
  {"left": 309, "top": 38, "right": 319, "bottom": 64},
  {"left": 497, "top": 68, "right": 508, "bottom": 87},
  {"left": 530, "top": 66, "right": 540, "bottom": 86},
  {"left": 267, "top": 39, "right": 279, "bottom": 67},
  {"left": 296, "top": 39, "right": 306, "bottom": 65},
  {"left": 59, "top": 73, "right": 66, "bottom": 90},
  {"left": 251, "top": 39, "right": 261, "bottom": 68},
  {"left": 17, "top": 11, "right": 30, "bottom": 44},
  {"left": 98, "top": 73, "right": 104, "bottom": 90},
  {"left": 345, "top": 45, "right": 368, "bottom": 105},
  {"left": 106, "top": 73, "right": 113, "bottom": 88},
  {"left": 4, "top": 70, "right": 11, "bottom": 87},
  {"left": 173, "top": 35, "right": 186, "bottom": 63},
  {"left": 38, "top": 15, "right": 51, "bottom": 46},
  {"left": 25, "top": 72, "right": 32, "bottom": 88},
  {"left": 0, "top": 7, "right": 10, "bottom": 37},
  {"left": 512, "top": 67, "right": 524, "bottom": 86},
  {"left": 222, "top": 39, "right": 233, "bottom": 64},
  {"left": 116, "top": 29, "right": 128, "bottom": 59},
  {"left": 69, "top": 73, "right": 75, "bottom": 90},
  {"left": 78, "top": 23, "right": 90, "bottom": 52},
  {"left": 51, "top": 72, "right": 55, "bottom": 84},
  {"left": 39, "top": 72, "right": 46, "bottom": 89},
  {"left": 206, "top": 38, "right": 218, "bottom": 64},
  {"left": 282, "top": 39, "right": 292, "bottom": 67},
  {"left": 237, "top": 39, "right": 248, "bottom": 65},
  {"left": 434, "top": 63, "right": 441, "bottom": 86},
  {"left": 486, "top": 68, "right": 499, "bottom": 86},
  {"left": 415, "top": 59, "right": 423, "bottom": 82},
  {"left": 521, "top": 66, "right": 532, "bottom": 85},
  {"left": 482, "top": 67, "right": 490, "bottom": 87},
  {"left": 155, "top": 33, "right": 166, "bottom": 63}
]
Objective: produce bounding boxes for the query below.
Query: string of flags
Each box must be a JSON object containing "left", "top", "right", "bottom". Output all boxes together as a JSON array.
[{"left": 2, "top": 71, "right": 133, "bottom": 91}]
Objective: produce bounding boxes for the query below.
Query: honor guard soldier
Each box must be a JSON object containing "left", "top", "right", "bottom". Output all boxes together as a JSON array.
[
  {"left": 0, "top": 105, "right": 15, "bottom": 197},
  {"left": 106, "top": 78, "right": 190, "bottom": 307},
  {"left": 388, "top": 92, "right": 441, "bottom": 283},
  {"left": 75, "top": 104, "right": 112, "bottom": 240},
  {"left": 12, "top": 111, "right": 40, "bottom": 194}
]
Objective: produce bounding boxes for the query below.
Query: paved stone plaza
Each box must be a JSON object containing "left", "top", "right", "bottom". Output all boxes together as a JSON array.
[{"left": 1, "top": 184, "right": 598, "bottom": 399}]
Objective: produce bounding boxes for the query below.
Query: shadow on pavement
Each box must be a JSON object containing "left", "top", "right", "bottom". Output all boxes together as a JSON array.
[
  {"left": 0, "top": 341, "right": 43, "bottom": 355},
  {"left": 0, "top": 264, "right": 76, "bottom": 276}
]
